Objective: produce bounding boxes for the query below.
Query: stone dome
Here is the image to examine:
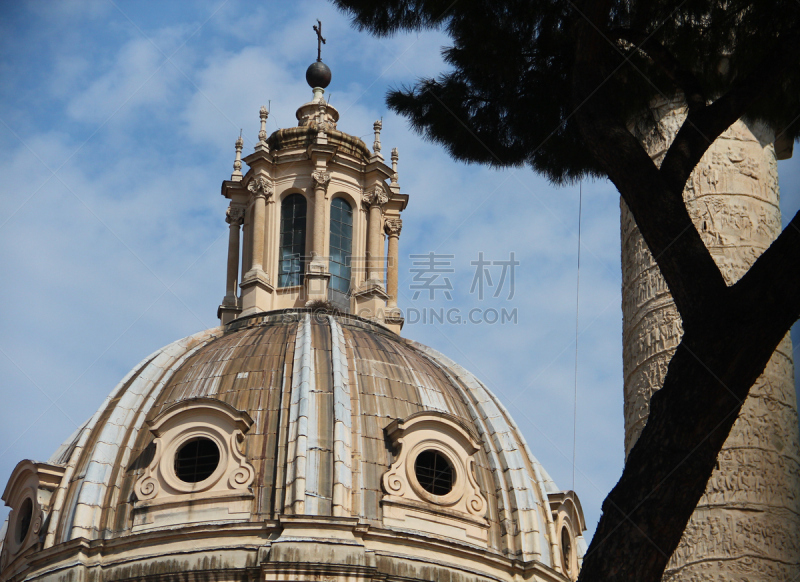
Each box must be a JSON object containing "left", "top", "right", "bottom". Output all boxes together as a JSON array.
[{"left": 1, "top": 310, "right": 586, "bottom": 582}]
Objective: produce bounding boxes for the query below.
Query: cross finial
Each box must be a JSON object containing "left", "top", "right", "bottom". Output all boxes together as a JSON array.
[{"left": 313, "top": 19, "right": 326, "bottom": 62}]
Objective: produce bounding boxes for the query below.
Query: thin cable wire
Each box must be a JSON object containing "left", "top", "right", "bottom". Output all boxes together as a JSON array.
[{"left": 572, "top": 181, "right": 583, "bottom": 491}]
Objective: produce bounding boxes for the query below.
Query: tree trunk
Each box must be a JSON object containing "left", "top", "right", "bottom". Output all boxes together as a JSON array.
[
  {"left": 572, "top": 4, "right": 800, "bottom": 581},
  {"left": 622, "top": 97, "right": 800, "bottom": 581}
]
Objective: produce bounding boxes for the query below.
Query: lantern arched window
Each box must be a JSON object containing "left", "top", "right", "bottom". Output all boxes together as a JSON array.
[
  {"left": 329, "top": 197, "right": 353, "bottom": 297},
  {"left": 279, "top": 194, "right": 307, "bottom": 287}
]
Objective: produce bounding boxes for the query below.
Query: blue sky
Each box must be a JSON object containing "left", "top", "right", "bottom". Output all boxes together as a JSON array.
[{"left": 0, "top": 0, "right": 798, "bottom": 543}]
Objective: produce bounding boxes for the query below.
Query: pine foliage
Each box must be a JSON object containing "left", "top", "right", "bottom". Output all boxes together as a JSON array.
[{"left": 334, "top": 0, "right": 800, "bottom": 184}]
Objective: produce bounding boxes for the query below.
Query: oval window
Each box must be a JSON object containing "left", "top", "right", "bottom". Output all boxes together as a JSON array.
[
  {"left": 174, "top": 437, "right": 220, "bottom": 483},
  {"left": 16, "top": 497, "right": 33, "bottom": 544},
  {"left": 561, "top": 526, "right": 573, "bottom": 574},
  {"left": 414, "top": 450, "right": 454, "bottom": 496}
]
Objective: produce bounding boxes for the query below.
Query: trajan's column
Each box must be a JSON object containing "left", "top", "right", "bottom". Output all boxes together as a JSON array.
[{"left": 622, "top": 99, "right": 800, "bottom": 582}]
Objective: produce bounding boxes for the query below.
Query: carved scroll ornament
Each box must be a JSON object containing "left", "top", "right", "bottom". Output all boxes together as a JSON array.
[
  {"left": 226, "top": 205, "right": 246, "bottom": 226},
  {"left": 362, "top": 184, "right": 388, "bottom": 208},
  {"left": 381, "top": 411, "right": 487, "bottom": 520},
  {"left": 247, "top": 175, "right": 274, "bottom": 198},
  {"left": 384, "top": 218, "right": 403, "bottom": 237},
  {"left": 312, "top": 171, "right": 331, "bottom": 190}
]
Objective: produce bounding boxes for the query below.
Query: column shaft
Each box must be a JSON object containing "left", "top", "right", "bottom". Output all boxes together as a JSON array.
[
  {"left": 368, "top": 204, "right": 382, "bottom": 280},
  {"left": 623, "top": 98, "right": 800, "bottom": 581},
  {"left": 313, "top": 185, "right": 326, "bottom": 259},
  {"left": 386, "top": 234, "right": 399, "bottom": 307},
  {"left": 225, "top": 222, "right": 241, "bottom": 300},
  {"left": 264, "top": 199, "right": 275, "bottom": 279},
  {"left": 251, "top": 194, "right": 266, "bottom": 271}
]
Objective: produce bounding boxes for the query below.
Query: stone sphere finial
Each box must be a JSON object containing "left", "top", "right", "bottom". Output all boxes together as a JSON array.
[{"left": 306, "top": 61, "right": 332, "bottom": 89}]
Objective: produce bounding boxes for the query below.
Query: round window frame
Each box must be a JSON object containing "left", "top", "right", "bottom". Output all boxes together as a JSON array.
[
  {"left": 405, "top": 442, "right": 462, "bottom": 506},
  {"left": 560, "top": 522, "right": 575, "bottom": 578},
  {"left": 173, "top": 436, "right": 222, "bottom": 485},
  {"left": 6, "top": 490, "right": 38, "bottom": 556},
  {"left": 159, "top": 429, "right": 228, "bottom": 493},
  {"left": 14, "top": 496, "right": 33, "bottom": 545}
]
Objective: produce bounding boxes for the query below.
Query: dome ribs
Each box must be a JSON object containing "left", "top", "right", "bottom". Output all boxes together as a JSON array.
[
  {"left": 57, "top": 328, "right": 221, "bottom": 543},
  {"left": 271, "top": 318, "right": 300, "bottom": 518},
  {"left": 341, "top": 324, "right": 366, "bottom": 519},
  {"left": 252, "top": 322, "right": 293, "bottom": 518},
  {"left": 308, "top": 316, "right": 334, "bottom": 516},
  {"left": 329, "top": 316, "right": 354, "bottom": 518},
  {"left": 406, "top": 340, "right": 561, "bottom": 565},
  {"left": 20, "top": 311, "right": 583, "bottom": 579},
  {"left": 341, "top": 325, "right": 391, "bottom": 522},
  {"left": 286, "top": 314, "right": 313, "bottom": 515}
]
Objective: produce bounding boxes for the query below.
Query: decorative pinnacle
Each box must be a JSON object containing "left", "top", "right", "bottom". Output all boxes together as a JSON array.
[
  {"left": 391, "top": 147, "right": 399, "bottom": 185},
  {"left": 231, "top": 131, "right": 244, "bottom": 180},
  {"left": 316, "top": 99, "right": 328, "bottom": 137},
  {"left": 373, "top": 120, "right": 382, "bottom": 154},
  {"left": 256, "top": 106, "right": 269, "bottom": 152},
  {"left": 258, "top": 106, "right": 268, "bottom": 140}
]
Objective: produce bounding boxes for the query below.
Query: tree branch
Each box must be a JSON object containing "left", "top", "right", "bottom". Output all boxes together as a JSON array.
[
  {"left": 611, "top": 27, "right": 706, "bottom": 112},
  {"left": 659, "top": 28, "right": 800, "bottom": 196},
  {"left": 732, "top": 207, "right": 800, "bottom": 328},
  {"left": 572, "top": 5, "right": 727, "bottom": 324}
]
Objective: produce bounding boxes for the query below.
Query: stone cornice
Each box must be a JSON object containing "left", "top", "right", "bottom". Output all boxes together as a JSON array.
[
  {"left": 242, "top": 149, "right": 274, "bottom": 166},
  {"left": 221, "top": 180, "right": 247, "bottom": 199},
  {"left": 306, "top": 143, "right": 338, "bottom": 162},
  {"left": 365, "top": 160, "right": 393, "bottom": 180},
  {"left": 391, "top": 193, "right": 410, "bottom": 211}
]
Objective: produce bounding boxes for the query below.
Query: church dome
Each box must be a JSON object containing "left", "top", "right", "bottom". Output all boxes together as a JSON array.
[
  {"left": 1, "top": 23, "right": 587, "bottom": 582},
  {"left": 1, "top": 310, "right": 586, "bottom": 582}
]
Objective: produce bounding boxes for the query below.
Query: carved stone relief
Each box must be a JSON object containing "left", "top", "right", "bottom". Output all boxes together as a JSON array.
[
  {"left": 664, "top": 559, "right": 799, "bottom": 582},
  {"left": 666, "top": 509, "right": 800, "bottom": 570},
  {"left": 622, "top": 97, "right": 800, "bottom": 580}
]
